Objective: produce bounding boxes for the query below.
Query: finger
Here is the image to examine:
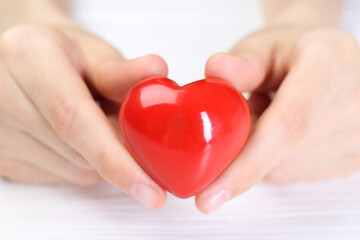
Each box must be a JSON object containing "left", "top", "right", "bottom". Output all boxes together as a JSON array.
[
  {"left": 75, "top": 32, "right": 168, "bottom": 102},
  {"left": 0, "top": 156, "right": 66, "bottom": 184},
  {"left": 267, "top": 155, "right": 360, "bottom": 183},
  {"left": 205, "top": 29, "right": 300, "bottom": 92},
  {"left": 0, "top": 60, "right": 91, "bottom": 169},
  {"left": 196, "top": 37, "right": 348, "bottom": 213},
  {"left": 301, "top": 156, "right": 360, "bottom": 181},
  {"left": 2, "top": 26, "right": 167, "bottom": 209},
  {"left": 0, "top": 123, "right": 99, "bottom": 185},
  {"left": 265, "top": 127, "right": 360, "bottom": 183},
  {"left": 196, "top": 29, "right": 300, "bottom": 214},
  {"left": 195, "top": 101, "right": 291, "bottom": 213},
  {"left": 205, "top": 52, "right": 267, "bottom": 91}
]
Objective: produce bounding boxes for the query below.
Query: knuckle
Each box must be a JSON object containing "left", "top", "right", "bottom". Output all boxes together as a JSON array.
[
  {"left": 95, "top": 150, "right": 114, "bottom": 176},
  {"left": 93, "top": 149, "right": 126, "bottom": 188},
  {"left": 48, "top": 97, "right": 80, "bottom": 142},
  {"left": 330, "top": 30, "right": 360, "bottom": 54},
  {"left": 72, "top": 170, "right": 100, "bottom": 186},
  {"left": 298, "top": 28, "right": 360, "bottom": 67},
  {"left": 72, "top": 153, "right": 92, "bottom": 169},
  {"left": 51, "top": 154, "right": 100, "bottom": 186},
  {"left": 263, "top": 161, "right": 295, "bottom": 185},
  {"left": 0, "top": 24, "right": 62, "bottom": 56},
  {"left": 264, "top": 170, "right": 289, "bottom": 184},
  {"left": 227, "top": 154, "right": 268, "bottom": 196}
]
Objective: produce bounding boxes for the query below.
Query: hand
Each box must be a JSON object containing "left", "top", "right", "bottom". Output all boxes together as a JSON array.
[
  {"left": 0, "top": 23, "right": 168, "bottom": 209},
  {"left": 196, "top": 26, "right": 360, "bottom": 213}
]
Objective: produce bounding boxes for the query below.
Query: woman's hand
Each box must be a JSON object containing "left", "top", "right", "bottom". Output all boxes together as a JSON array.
[
  {"left": 196, "top": 26, "right": 360, "bottom": 213},
  {"left": 0, "top": 22, "right": 168, "bottom": 209}
]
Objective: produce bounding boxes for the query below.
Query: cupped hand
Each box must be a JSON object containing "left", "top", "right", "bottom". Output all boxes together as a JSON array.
[
  {"left": 0, "top": 23, "right": 168, "bottom": 209},
  {"left": 196, "top": 27, "right": 360, "bottom": 213}
]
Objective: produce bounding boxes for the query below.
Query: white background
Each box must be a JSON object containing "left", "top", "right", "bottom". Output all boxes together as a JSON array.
[
  {"left": 73, "top": 0, "right": 263, "bottom": 85},
  {"left": 1, "top": 0, "right": 360, "bottom": 239}
]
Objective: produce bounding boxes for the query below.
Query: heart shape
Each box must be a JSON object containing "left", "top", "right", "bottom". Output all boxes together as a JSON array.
[{"left": 119, "top": 77, "right": 250, "bottom": 198}]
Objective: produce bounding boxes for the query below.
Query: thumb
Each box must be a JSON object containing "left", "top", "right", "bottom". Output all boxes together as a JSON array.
[
  {"left": 195, "top": 87, "right": 296, "bottom": 214},
  {"left": 205, "top": 29, "right": 292, "bottom": 92},
  {"left": 197, "top": 29, "right": 303, "bottom": 214},
  {"left": 75, "top": 32, "right": 168, "bottom": 102}
]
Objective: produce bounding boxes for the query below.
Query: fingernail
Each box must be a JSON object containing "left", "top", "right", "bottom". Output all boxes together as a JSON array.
[
  {"left": 129, "top": 183, "right": 160, "bottom": 209},
  {"left": 202, "top": 190, "right": 232, "bottom": 213}
]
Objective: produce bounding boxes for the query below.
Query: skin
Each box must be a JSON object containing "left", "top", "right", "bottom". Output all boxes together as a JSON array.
[
  {"left": 1, "top": 0, "right": 359, "bottom": 214},
  {"left": 0, "top": 0, "right": 168, "bottom": 209},
  {"left": 196, "top": 0, "right": 360, "bottom": 213}
]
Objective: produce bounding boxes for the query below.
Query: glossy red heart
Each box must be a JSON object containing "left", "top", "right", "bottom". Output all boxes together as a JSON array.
[{"left": 119, "top": 77, "right": 250, "bottom": 198}]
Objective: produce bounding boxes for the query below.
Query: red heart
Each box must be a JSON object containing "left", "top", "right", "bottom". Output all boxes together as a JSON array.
[{"left": 119, "top": 77, "right": 250, "bottom": 198}]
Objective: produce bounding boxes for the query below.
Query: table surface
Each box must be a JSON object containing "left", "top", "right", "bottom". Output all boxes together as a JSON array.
[
  {"left": 1, "top": 0, "right": 360, "bottom": 239},
  {"left": 2, "top": 175, "right": 360, "bottom": 240}
]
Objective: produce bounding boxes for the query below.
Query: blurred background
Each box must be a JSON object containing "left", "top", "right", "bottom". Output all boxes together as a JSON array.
[
  {"left": 73, "top": 0, "right": 360, "bottom": 86},
  {"left": 73, "top": 0, "right": 263, "bottom": 85}
]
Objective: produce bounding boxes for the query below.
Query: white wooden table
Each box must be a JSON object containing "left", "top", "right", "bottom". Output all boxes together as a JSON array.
[
  {"left": 1, "top": 0, "right": 360, "bottom": 239},
  {"left": 1, "top": 175, "right": 360, "bottom": 240}
]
